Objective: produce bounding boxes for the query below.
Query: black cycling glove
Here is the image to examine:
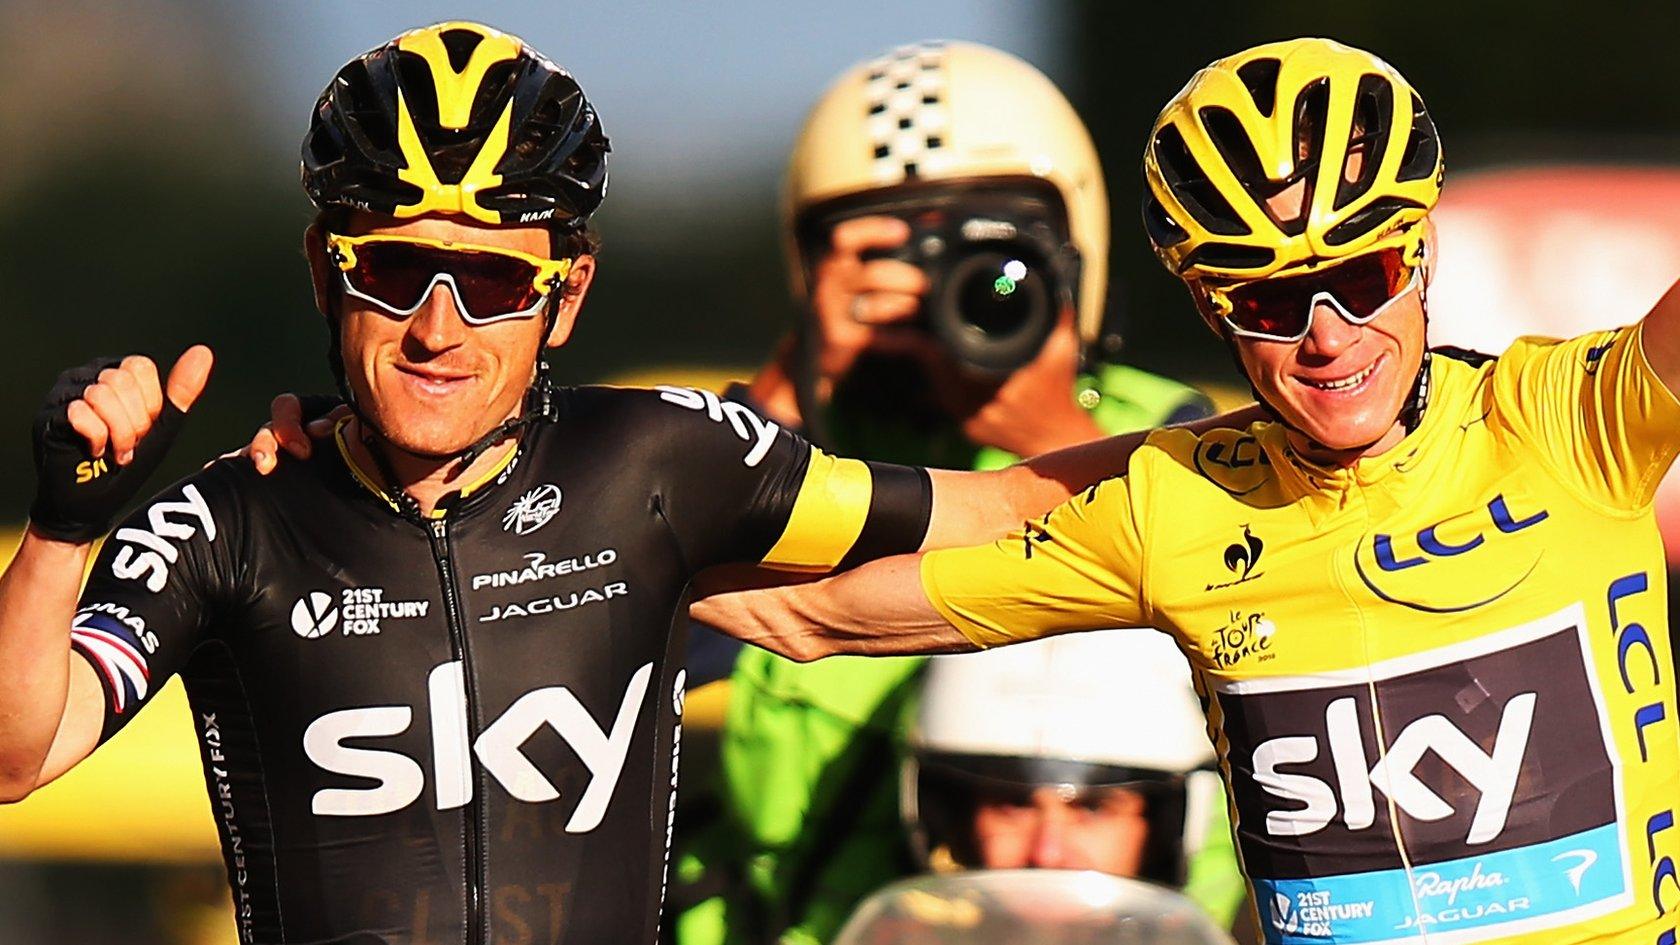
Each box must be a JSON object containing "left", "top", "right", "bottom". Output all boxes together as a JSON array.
[{"left": 30, "top": 358, "right": 187, "bottom": 543}]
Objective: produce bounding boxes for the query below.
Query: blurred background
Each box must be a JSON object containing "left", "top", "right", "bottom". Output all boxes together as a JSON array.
[{"left": 5, "top": 0, "right": 1680, "bottom": 941}]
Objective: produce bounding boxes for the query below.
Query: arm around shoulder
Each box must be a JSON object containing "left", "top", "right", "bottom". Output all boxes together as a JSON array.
[
  {"left": 922, "top": 403, "right": 1263, "bottom": 549},
  {"left": 691, "top": 553, "right": 977, "bottom": 662}
]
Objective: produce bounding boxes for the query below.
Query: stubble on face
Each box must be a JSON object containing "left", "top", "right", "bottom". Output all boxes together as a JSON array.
[
  {"left": 335, "top": 215, "right": 555, "bottom": 460},
  {"left": 1237, "top": 287, "right": 1426, "bottom": 465}
]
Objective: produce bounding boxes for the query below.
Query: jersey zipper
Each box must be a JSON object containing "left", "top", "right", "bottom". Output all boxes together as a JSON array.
[{"left": 428, "top": 517, "right": 487, "bottom": 945}]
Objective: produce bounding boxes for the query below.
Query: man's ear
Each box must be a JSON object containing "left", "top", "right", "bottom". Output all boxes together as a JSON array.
[
  {"left": 545, "top": 254, "right": 597, "bottom": 348},
  {"left": 304, "top": 222, "right": 337, "bottom": 319},
  {"left": 1421, "top": 217, "right": 1438, "bottom": 289}
]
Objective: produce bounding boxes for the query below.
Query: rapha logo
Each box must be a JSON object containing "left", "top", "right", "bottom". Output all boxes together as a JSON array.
[
  {"left": 1206, "top": 525, "right": 1264, "bottom": 590},
  {"left": 503, "top": 484, "right": 563, "bottom": 535}
]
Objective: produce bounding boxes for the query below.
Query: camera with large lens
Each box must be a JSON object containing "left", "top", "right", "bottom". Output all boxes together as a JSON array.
[{"left": 800, "top": 181, "right": 1081, "bottom": 375}]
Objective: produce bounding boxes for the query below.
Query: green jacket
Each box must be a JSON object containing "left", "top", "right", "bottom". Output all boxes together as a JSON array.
[{"left": 671, "top": 366, "right": 1237, "bottom": 945}]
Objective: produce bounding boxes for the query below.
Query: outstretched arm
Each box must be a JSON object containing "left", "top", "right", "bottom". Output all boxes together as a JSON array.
[
  {"left": 697, "top": 472, "right": 1151, "bottom": 662},
  {"left": 920, "top": 403, "right": 1261, "bottom": 550},
  {"left": 693, "top": 553, "right": 972, "bottom": 662}
]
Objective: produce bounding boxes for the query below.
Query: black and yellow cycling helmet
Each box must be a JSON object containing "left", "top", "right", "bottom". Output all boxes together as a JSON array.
[
  {"left": 302, "top": 21, "right": 609, "bottom": 228},
  {"left": 1143, "top": 38, "right": 1441, "bottom": 284}
]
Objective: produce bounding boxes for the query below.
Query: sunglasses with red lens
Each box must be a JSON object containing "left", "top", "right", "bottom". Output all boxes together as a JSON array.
[
  {"left": 1202, "top": 248, "right": 1417, "bottom": 343},
  {"left": 326, "top": 233, "right": 575, "bottom": 326}
]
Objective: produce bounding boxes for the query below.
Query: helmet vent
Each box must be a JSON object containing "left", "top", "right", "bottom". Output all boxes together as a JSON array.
[
  {"left": 1333, "top": 75, "right": 1394, "bottom": 211},
  {"left": 1235, "top": 57, "right": 1280, "bottom": 117},
  {"left": 1153, "top": 124, "right": 1249, "bottom": 237},
  {"left": 1143, "top": 195, "right": 1189, "bottom": 248},
  {"left": 501, "top": 83, "right": 575, "bottom": 170},
  {"left": 1290, "top": 78, "right": 1330, "bottom": 178},
  {"left": 1396, "top": 95, "right": 1440, "bottom": 182},
  {"left": 1199, "top": 105, "right": 1306, "bottom": 236},
  {"left": 1183, "top": 243, "right": 1274, "bottom": 272},
  {"left": 1324, "top": 196, "right": 1420, "bottom": 246},
  {"left": 438, "top": 28, "right": 486, "bottom": 73},
  {"left": 333, "top": 62, "right": 399, "bottom": 159},
  {"left": 304, "top": 123, "right": 343, "bottom": 167},
  {"left": 395, "top": 52, "right": 443, "bottom": 126},
  {"left": 468, "top": 60, "right": 521, "bottom": 125}
]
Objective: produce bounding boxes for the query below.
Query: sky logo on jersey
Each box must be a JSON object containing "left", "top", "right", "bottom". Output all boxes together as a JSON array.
[
  {"left": 71, "top": 608, "right": 151, "bottom": 714},
  {"left": 1218, "top": 604, "right": 1632, "bottom": 944},
  {"left": 656, "top": 385, "right": 779, "bottom": 467},
  {"left": 304, "top": 660, "right": 652, "bottom": 830},
  {"left": 109, "top": 483, "right": 217, "bottom": 593}
]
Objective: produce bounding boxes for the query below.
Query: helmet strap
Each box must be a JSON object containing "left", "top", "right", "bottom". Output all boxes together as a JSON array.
[
  {"left": 1221, "top": 324, "right": 1435, "bottom": 456},
  {"left": 323, "top": 291, "right": 564, "bottom": 518}
]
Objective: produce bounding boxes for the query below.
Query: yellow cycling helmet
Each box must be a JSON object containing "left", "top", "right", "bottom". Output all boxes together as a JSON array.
[
  {"left": 784, "top": 41, "right": 1109, "bottom": 343},
  {"left": 1143, "top": 38, "right": 1441, "bottom": 285}
]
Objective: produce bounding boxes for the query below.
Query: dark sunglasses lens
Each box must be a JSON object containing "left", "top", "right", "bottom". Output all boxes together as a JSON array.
[
  {"left": 1225, "top": 279, "right": 1311, "bottom": 339},
  {"left": 349, "top": 242, "right": 545, "bottom": 320},
  {"left": 1225, "top": 250, "right": 1408, "bottom": 338},
  {"left": 446, "top": 250, "right": 546, "bottom": 320},
  {"left": 344, "top": 241, "right": 438, "bottom": 313},
  {"left": 1318, "top": 252, "right": 1406, "bottom": 317}
]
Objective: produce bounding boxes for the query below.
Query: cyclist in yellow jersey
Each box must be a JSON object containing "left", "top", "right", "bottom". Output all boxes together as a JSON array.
[{"left": 694, "top": 37, "right": 1680, "bottom": 945}]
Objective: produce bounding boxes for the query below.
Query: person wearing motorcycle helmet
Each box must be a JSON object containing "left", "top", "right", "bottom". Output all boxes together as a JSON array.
[
  {"left": 903, "top": 632, "right": 1244, "bottom": 926},
  {"left": 670, "top": 42, "right": 1216, "bottom": 945},
  {"left": 738, "top": 39, "right": 1213, "bottom": 467}
]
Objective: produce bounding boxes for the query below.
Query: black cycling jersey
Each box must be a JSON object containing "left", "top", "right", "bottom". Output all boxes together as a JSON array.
[{"left": 67, "top": 383, "right": 931, "bottom": 945}]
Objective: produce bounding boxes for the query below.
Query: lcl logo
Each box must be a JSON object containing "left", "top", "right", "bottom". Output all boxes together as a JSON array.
[
  {"left": 1355, "top": 494, "right": 1548, "bottom": 613},
  {"left": 1608, "top": 571, "right": 1680, "bottom": 936}
]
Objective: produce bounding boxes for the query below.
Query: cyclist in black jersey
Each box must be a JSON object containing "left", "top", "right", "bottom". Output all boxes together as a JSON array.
[{"left": 0, "top": 21, "right": 1067, "bottom": 945}]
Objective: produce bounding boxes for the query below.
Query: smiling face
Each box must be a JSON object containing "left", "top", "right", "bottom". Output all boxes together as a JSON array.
[
  {"left": 1232, "top": 276, "right": 1426, "bottom": 460},
  {"left": 308, "top": 213, "right": 594, "bottom": 459}
]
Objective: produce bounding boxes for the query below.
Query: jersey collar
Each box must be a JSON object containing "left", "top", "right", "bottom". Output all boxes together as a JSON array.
[
  {"left": 1261, "top": 352, "right": 1478, "bottom": 522},
  {"left": 332, "top": 417, "right": 522, "bottom": 520}
]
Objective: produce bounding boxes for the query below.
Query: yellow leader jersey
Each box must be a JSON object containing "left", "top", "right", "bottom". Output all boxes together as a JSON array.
[{"left": 922, "top": 325, "right": 1680, "bottom": 945}]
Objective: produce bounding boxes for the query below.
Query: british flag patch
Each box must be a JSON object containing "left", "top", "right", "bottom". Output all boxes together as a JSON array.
[{"left": 70, "top": 609, "right": 151, "bottom": 714}]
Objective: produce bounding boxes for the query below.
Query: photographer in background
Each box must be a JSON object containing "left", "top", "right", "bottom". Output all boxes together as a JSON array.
[{"left": 670, "top": 42, "right": 1226, "bottom": 945}]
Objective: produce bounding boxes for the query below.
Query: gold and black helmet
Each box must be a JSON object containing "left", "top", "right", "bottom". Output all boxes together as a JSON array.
[
  {"left": 301, "top": 21, "right": 609, "bottom": 228},
  {"left": 1143, "top": 38, "right": 1441, "bottom": 283}
]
